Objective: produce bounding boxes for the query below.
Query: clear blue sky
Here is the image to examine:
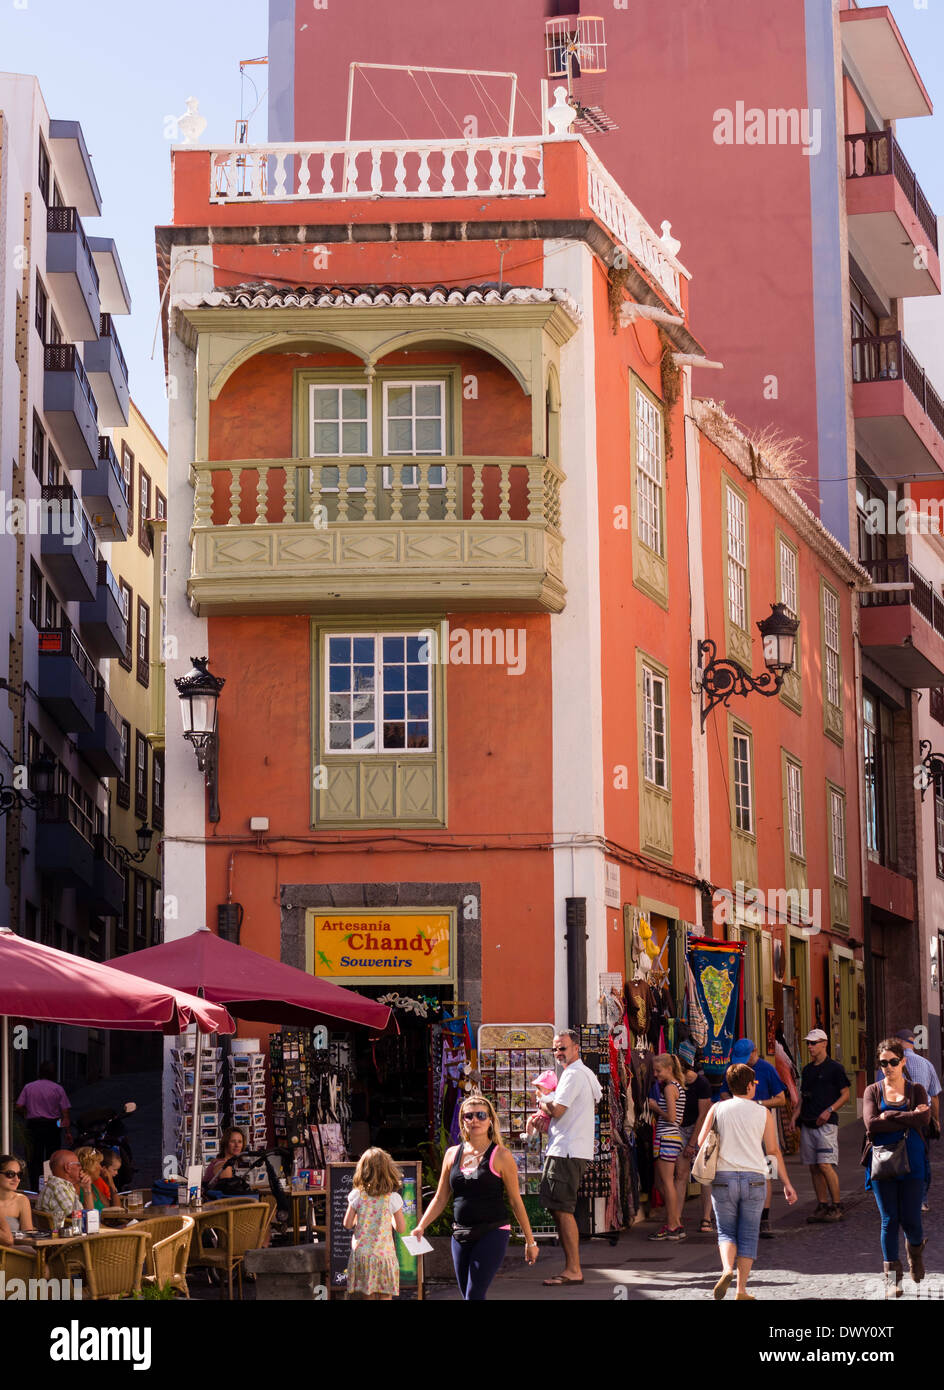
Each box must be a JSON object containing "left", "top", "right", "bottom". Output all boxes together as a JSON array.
[
  {"left": 0, "top": 1, "right": 940, "bottom": 448},
  {"left": 0, "top": 0, "right": 269, "bottom": 445}
]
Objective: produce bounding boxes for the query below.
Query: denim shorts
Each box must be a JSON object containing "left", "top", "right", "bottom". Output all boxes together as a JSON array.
[{"left": 710, "top": 1170, "right": 767, "bottom": 1259}]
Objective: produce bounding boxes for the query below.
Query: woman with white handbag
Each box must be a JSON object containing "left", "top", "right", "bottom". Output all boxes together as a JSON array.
[
  {"left": 863, "top": 1037, "right": 930, "bottom": 1299},
  {"left": 695, "top": 1063, "right": 797, "bottom": 1300}
]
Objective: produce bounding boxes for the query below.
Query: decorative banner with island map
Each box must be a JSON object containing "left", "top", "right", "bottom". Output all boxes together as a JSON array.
[{"left": 687, "top": 937, "right": 745, "bottom": 1077}]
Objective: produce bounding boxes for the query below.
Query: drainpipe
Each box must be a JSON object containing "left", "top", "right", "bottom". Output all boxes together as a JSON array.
[{"left": 565, "top": 898, "right": 587, "bottom": 1027}]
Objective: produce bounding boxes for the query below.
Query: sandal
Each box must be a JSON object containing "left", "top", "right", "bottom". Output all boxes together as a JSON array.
[
  {"left": 699, "top": 1219, "right": 714, "bottom": 1234},
  {"left": 542, "top": 1273, "right": 584, "bottom": 1286}
]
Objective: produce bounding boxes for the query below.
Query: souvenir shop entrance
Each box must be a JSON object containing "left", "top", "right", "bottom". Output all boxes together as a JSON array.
[{"left": 350, "top": 985, "right": 465, "bottom": 1160}]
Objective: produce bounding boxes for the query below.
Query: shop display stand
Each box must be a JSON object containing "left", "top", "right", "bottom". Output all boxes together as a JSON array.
[
  {"left": 270, "top": 1027, "right": 352, "bottom": 1159},
  {"left": 575, "top": 1024, "right": 618, "bottom": 1245},
  {"left": 479, "top": 1042, "right": 558, "bottom": 1239},
  {"left": 170, "top": 1036, "right": 223, "bottom": 1173},
  {"left": 228, "top": 1040, "right": 268, "bottom": 1152}
]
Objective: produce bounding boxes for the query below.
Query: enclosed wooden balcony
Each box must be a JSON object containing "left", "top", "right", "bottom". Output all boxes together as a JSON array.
[{"left": 187, "top": 455, "right": 565, "bottom": 615}]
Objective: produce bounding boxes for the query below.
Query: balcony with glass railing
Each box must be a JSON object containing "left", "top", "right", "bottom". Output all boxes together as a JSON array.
[
  {"left": 37, "top": 626, "right": 98, "bottom": 733},
  {"left": 79, "top": 558, "right": 126, "bottom": 658},
  {"left": 43, "top": 343, "right": 99, "bottom": 469},
  {"left": 45, "top": 204, "right": 101, "bottom": 340},
  {"left": 39, "top": 483, "right": 98, "bottom": 601},
  {"left": 83, "top": 314, "right": 129, "bottom": 426}
]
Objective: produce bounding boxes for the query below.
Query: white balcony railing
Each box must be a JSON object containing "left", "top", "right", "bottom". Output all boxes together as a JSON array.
[
  {"left": 584, "top": 148, "right": 683, "bottom": 309},
  {"left": 201, "top": 131, "right": 683, "bottom": 311},
  {"left": 209, "top": 138, "right": 545, "bottom": 203}
]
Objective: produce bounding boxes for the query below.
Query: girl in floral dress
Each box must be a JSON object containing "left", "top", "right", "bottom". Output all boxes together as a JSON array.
[{"left": 343, "top": 1147, "right": 407, "bottom": 1299}]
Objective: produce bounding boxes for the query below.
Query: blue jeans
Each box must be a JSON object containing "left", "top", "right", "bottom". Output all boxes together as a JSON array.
[
  {"left": 872, "top": 1177, "right": 924, "bottom": 1262},
  {"left": 451, "top": 1228, "right": 510, "bottom": 1301},
  {"left": 711, "top": 1171, "right": 767, "bottom": 1260}
]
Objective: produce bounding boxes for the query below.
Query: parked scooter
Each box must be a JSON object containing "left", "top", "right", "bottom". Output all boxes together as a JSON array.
[{"left": 73, "top": 1101, "right": 136, "bottom": 1189}]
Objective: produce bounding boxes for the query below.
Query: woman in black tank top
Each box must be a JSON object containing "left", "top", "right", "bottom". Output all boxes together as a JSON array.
[{"left": 414, "top": 1093, "right": 540, "bottom": 1300}]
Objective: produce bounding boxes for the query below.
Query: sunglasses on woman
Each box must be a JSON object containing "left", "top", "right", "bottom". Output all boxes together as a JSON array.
[
  {"left": 463, "top": 1111, "right": 489, "bottom": 1122},
  {"left": 879, "top": 1058, "right": 902, "bottom": 1068},
  {"left": 0, "top": 1169, "right": 21, "bottom": 1180}
]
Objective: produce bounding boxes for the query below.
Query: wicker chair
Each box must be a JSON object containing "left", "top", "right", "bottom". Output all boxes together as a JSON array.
[
  {"left": 142, "top": 1214, "right": 193, "bottom": 1298},
  {"left": 32, "top": 1209, "right": 55, "bottom": 1234},
  {"left": 44, "top": 1230, "right": 151, "bottom": 1300},
  {"left": 134, "top": 1214, "right": 188, "bottom": 1245},
  {"left": 188, "top": 1201, "right": 271, "bottom": 1299},
  {"left": 0, "top": 1245, "right": 41, "bottom": 1281}
]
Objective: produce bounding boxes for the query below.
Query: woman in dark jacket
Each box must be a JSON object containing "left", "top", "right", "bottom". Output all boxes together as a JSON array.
[{"left": 863, "top": 1037, "right": 930, "bottom": 1298}]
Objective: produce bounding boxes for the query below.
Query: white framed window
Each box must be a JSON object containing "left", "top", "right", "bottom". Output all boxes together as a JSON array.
[
  {"left": 726, "top": 487, "right": 747, "bottom": 629},
  {"left": 830, "top": 787, "right": 847, "bottom": 883},
  {"left": 823, "top": 585, "right": 841, "bottom": 707},
  {"left": 642, "top": 664, "right": 668, "bottom": 789},
  {"left": 309, "top": 384, "right": 370, "bottom": 457},
  {"left": 787, "top": 759, "right": 805, "bottom": 858},
  {"left": 326, "top": 633, "right": 432, "bottom": 753},
  {"left": 382, "top": 381, "right": 446, "bottom": 490},
  {"left": 309, "top": 384, "right": 370, "bottom": 495},
  {"left": 733, "top": 730, "right": 753, "bottom": 834},
  {"left": 635, "top": 389, "right": 663, "bottom": 554},
  {"left": 779, "top": 537, "right": 798, "bottom": 617}
]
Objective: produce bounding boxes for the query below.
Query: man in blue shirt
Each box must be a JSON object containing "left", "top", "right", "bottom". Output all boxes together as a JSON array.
[
  {"left": 721, "top": 1037, "right": 786, "bottom": 1237},
  {"left": 874, "top": 1028, "right": 940, "bottom": 1211}
]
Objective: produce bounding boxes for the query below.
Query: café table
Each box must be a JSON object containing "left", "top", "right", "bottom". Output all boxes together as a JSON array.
[{"left": 286, "top": 1187, "right": 326, "bottom": 1245}]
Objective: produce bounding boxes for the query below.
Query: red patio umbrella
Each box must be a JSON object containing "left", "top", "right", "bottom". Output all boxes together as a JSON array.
[
  {"left": 106, "top": 927, "right": 395, "bottom": 1033},
  {"left": 0, "top": 927, "right": 235, "bottom": 1151},
  {"left": 107, "top": 927, "right": 395, "bottom": 1166}
]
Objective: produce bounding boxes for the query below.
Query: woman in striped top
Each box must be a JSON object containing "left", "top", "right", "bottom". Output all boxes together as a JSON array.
[{"left": 649, "top": 1053, "right": 687, "bottom": 1240}]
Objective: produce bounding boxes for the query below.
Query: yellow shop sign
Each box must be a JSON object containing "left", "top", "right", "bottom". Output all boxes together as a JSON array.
[{"left": 307, "top": 911, "right": 453, "bottom": 982}]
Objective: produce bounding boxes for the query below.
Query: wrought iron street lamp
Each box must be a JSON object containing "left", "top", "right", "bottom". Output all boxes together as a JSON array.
[
  {"left": 697, "top": 603, "right": 800, "bottom": 732},
  {"left": 917, "top": 740, "right": 944, "bottom": 801},
  {"left": 0, "top": 754, "right": 56, "bottom": 818},
  {"left": 108, "top": 821, "right": 156, "bottom": 864},
  {"left": 174, "top": 656, "right": 224, "bottom": 823}
]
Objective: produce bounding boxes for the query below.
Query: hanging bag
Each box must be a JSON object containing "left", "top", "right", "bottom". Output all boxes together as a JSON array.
[
  {"left": 864, "top": 1081, "right": 915, "bottom": 1180},
  {"left": 870, "top": 1138, "right": 910, "bottom": 1181},
  {"left": 692, "top": 1112, "right": 720, "bottom": 1184}
]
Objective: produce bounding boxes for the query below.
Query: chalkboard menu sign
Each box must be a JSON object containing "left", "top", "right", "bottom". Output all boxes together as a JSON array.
[{"left": 326, "top": 1161, "right": 423, "bottom": 1300}]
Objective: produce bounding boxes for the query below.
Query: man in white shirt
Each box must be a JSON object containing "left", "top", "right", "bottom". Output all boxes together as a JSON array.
[{"left": 538, "top": 1028, "right": 603, "bottom": 1286}]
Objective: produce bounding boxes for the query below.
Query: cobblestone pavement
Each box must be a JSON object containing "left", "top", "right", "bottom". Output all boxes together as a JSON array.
[{"left": 427, "top": 1122, "right": 944, "bottom": 1302}]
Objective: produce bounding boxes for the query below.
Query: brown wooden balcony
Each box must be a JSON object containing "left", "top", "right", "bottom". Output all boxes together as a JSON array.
[
  {"left": 859, "top": 555, "right": 944, "bottom": 687},
  {"left": 852, "top": 332, "right": 944, "bottom": 476},
  {"left": 187, "top": 456, "right": 566, "bottom": 615},
  {"left": 845, "top": 131, "right": 940, "bottom": 297}
]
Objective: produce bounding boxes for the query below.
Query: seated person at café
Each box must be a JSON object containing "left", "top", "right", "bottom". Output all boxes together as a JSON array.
[
  {"left": 204, "top": 1127, "right": 248, "bottom": 1191},
  {"left": 36, "top": 1149, "right": 95, "bottom": 1226},
  {"left": 0, "top": 1154, "right": 35, "bottom": 1244},
  {"left": 96, "top": 1148, "right": 122, "bottom": 1207},
  {"left": 76, "top": 1147, "right": 108, "bottom": 1211}
]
